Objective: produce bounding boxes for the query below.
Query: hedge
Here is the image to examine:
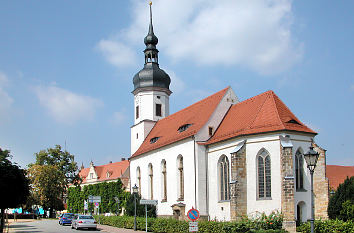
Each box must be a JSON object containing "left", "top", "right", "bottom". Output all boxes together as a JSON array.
[
  {"left": 94, "top": 215, "right": 287, "bottom": 233},
  {"left": 297, "top": 219, "right": 354, "bottom": 233}
]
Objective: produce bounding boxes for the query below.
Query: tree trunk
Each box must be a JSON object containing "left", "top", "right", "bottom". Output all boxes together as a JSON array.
[{"left": 0, "top": 208, "right": 4, "bottom": 233}]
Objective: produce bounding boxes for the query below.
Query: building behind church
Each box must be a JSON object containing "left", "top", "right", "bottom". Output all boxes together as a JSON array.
[{"left": 129, "top": 4, "right": 329, "bottom": 232}]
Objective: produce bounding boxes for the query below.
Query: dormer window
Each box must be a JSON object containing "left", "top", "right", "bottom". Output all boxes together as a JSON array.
[
  {"left": 150, "top": 137, "right": 160, "bottom": 144},
  {"left": 287, "top": 119, "right": 301, "bottom": 125},
  {"left": 178, "top": 124, "right": 192, "bottom": 133},
  {"left": 106, "top": 171, "right": 111, "bottom": 178}
]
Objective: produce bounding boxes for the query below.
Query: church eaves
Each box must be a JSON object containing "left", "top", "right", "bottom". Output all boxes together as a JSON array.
[
  {"left": 204, "top": 90, "right": 316, "bottom": 145},
  {"left": 131, "top": 87, "right": 230, "bottom": 158}
]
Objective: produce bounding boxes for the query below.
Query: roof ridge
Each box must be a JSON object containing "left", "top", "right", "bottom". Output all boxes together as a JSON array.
[
  {"left": 268, "top": 91, "right": 285, "bottom": 129},
  {"left": 247, "top": 91, "right": 272, "bottom": 130}
]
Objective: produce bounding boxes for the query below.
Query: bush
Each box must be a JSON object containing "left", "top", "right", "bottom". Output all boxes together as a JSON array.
[
  {"left": 297, "top": 219, "right": 354, "bottom": 233},
  {"left": 94, "top": 211, "right": 286, "bottom": 233},
  {"left": 328, "top": 176, "right": 354, "bottom": 220}
]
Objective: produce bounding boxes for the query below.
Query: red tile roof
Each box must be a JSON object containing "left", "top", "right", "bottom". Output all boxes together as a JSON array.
[
  {"left": 79, "top": 160, "right": 129, "bottom": 184},
  {"left": 204, "top": 90, "right": 316, "bottom": 145},
  {"left": 326, "top": 165, "right": 354, "bottom": 190},
  {"left": 131, "top": 87, "right": 230, "bottom": 157}
]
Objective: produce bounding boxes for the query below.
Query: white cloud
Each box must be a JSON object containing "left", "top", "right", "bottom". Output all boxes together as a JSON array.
[
  {"left": 96, "top": 39, "right": 138, "bottom": 68},
  {"left": 0, "top": 72, "right": 14, "bottom": 116},
  {"left": 99, "top": 0, "right": 302, "bottom": 75},
  {"left": 34, "top": 84, "right": 103, "bottom": 124},
  {"left": 111, "top": 110, "right": 127, "bottom": 125}
]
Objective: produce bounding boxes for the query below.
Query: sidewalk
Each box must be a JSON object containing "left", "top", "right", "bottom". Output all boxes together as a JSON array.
[{"left": 98, "top": 224, "right": 146, "bottom": 233}]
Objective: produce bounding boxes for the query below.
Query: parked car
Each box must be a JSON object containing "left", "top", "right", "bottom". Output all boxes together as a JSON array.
[
  {"left": 59, "top": 213, "right": 75, "bottom": 225},
  {"left": 71, "top": 214, "right": 97, "bottom": 230},
  {"left": 58, "top": 213, "right": 63, "bottom": 224}
]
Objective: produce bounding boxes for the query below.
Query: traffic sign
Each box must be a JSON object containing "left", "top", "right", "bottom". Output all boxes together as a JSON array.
[
  {"left": 88, "top": 195, "right": 101, "bottom": 203},
  {"left": 140, "top": 199, "right": 158, "bottom": 205},
  {"left": 187, "top": 208, "right": 200, "bottom": 221},
  {"left": 189, "top": 222, "right": 198, "bottom": 232},
  {"left": 94, "top": 202, "right": 99, "bottom": 207}
]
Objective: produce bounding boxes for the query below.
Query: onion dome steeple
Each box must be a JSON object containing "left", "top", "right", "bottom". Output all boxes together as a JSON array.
[{"left": 133, "top": 1, "right": 171, "bottom": 93}]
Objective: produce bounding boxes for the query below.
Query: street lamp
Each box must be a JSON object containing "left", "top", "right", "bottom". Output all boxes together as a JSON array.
[
  {"left": 304, "top": 145, "right": 319, "bottom": 233},
  {"left": 132, "top": 184, "right": 138, "bottom": 231}
]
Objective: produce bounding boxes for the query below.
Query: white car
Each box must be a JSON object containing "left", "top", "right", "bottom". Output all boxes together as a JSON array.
[{"left": 71, "top": 214, "right": 97, "bottom": 230}]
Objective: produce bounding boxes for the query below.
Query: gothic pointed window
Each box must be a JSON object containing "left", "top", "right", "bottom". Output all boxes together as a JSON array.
[
  {"left": 295, "top": 149, "right": 305, "bottom": 190},
  {"left": 161, "top": 160, "right": 167, "bottom": 201},
  {"left": 148, "top": 163, "right": 153, "bottom": 200},
  {"left": 218, "top": 155, "right": 230, "bottom": 201},
  {"left": 136, "top": 167, "right": 141, "bottom": 195},
  {"left": 257, "top": 149, "right": 271, "bottom": 199},
  {"left": 177, "top": 155, "right": 184, "bottom": 201}
]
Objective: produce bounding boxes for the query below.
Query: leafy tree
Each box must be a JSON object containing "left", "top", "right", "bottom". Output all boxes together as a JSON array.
[
  {"left": 27, "top": 165, "right": 66, "bottom": 216},
  {"left": 27, "top": 145, "right": 79, "bottom": 217},
  {"left": 0, "top": 148, "right": 30, "bottom": 232},
  {"left": 31, "top": 145, "right": 80, "bottom": 185},
  {"left": 328, "top": 176, "right": 354, "bottom": 220},
  {"left": 125, "top": 193, "right": 156, "bottom": 218}
]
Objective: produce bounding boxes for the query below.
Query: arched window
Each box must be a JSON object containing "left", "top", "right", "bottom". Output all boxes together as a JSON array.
[
  {"left": 177, "top": 155, "right": 184, "bottom": 201},
  {"left": 218, "top": 155, "right": 230, "bottom": 201},
  {"left": 136, "top": 167, "right": 141, "bottom": 195},
  {"left": 257, "top": 149, "right": 271, "bottom": 199},
  {"left": 148, "top": 163, "right": 153, "bottom": 200},
  {"left": 161, "top": 160, "right": 167, "bottom": 201},
  {"left": 295, "top": 149, "right": 304, "bottom": 190}
]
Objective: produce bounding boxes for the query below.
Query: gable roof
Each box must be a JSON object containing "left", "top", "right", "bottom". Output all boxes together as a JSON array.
[
  {"left": 326, "top": 165, "right": 354, "bottom": 190},
  {"left": 79, "top": 160, "right": 129, "bottom": 183},
  {"left": 131, "top": 87, "right": 230, "bottom": 158},
  {"left": 205, "top": 90, "right": 316, "bottom": 145}
]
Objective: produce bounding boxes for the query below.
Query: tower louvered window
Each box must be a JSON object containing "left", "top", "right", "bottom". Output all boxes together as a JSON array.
[{"left": 295, "top": 149, "right": 304, "bottom": 190}]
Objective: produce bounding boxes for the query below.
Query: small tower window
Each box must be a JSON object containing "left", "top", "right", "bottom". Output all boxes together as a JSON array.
[
  {"left": 136, "top": 106, "right": 139, "bottom": 119},
  {"left": 156, "top": 104, "right": 162, "bottom": 117},
  {"left": 136, "top": 133, "right": 138, "bottom": 139},
  {"left": 209, "top": 126, "right": 213, "bottom": 136}
]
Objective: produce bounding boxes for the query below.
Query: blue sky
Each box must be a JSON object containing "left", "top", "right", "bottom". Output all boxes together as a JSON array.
[{"left": 0, "top": 0, "right": 353, "bottom": 168}]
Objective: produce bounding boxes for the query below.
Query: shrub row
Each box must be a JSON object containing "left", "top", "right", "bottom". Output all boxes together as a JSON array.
[
  {"left": 94, "top": 215, "right": 287, "bottom": 233},
  {"left": 297, "top": 219, "right": 354, "bottom": 233}
]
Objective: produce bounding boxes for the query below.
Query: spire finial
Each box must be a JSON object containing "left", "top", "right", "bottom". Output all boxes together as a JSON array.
[{"left": 149, "top": 1, "right": 154, "bottom": 35}]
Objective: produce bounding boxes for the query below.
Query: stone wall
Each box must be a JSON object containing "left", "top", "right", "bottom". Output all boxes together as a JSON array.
[
  {"left": 230, "top": 144, "right": 247, "bottom": 220},
  {"left": 313, "top": 143, "right": 329, "bottom": 219},
  {"left": 280, "top": 146, "right": 296, "bottom": 233}
]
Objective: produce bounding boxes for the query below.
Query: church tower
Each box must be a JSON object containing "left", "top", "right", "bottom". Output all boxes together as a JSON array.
[{"left": 131, "top": 2, "right": 171, "bottom": 155}]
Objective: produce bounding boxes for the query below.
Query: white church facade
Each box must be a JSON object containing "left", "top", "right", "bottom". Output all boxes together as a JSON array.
[{"left": 129, "top": 4, "right": 328, "bottom": 232}]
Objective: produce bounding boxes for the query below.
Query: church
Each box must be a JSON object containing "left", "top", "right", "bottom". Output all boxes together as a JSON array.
[{"left": 129, "top": 4, "right": 329, "bottom": 232}]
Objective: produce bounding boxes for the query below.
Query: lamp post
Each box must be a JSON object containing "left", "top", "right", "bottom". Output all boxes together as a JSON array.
[
  {"left": 132, "top": 184, "right": 138, "bottom": 231},
  {"left": 304, "top": 145, "right": 319, "bottom": 233}
]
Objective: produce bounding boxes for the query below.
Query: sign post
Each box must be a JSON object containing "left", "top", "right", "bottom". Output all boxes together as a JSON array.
[
  {"left": 139, "top": 200, "right": 158, "bottom": 232},
  {"left": 88, "top": 196, "right": 101, "bottom": 224},
  {"left": 187, "top": 208, "right": 200, "bottom": 232}
]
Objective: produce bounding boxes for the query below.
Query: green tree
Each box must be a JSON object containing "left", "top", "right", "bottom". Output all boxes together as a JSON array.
[
  {"left": 328, "top": 176, "right": 354, "bottom": 220},
  {"left": 32, "top": 145, "right": 80, "bottom": 185},
  {"left": 125, "top": 193, "right": 156, "bottom": 218},
  {"left": 0, "top": 148, "right": 30, "bottom": 232},
  {"left": 28, "top": 145, "right": 80, "bottom": 217},
  {"left": 28, "top": 164, "right": 66, "bottom": 216}
]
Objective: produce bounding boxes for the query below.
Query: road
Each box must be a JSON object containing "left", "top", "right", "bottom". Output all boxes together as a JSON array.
[{"left": 8, "top": 219, "right": 145, "bottom": 233}]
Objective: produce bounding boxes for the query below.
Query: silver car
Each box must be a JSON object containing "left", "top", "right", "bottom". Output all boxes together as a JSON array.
[{"left": 71, "top": 214, "right": 97, "bottom": 230}]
